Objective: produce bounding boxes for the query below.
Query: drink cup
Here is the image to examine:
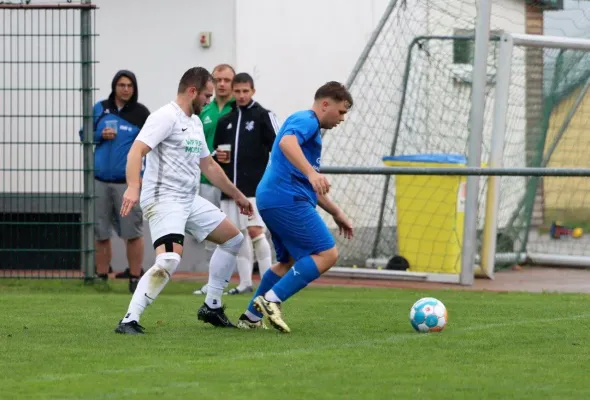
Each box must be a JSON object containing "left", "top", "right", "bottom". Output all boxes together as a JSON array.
[
  {"left": 217, "top": 144, "right": 231, "bottom": 164},
  {"left": 105, "top": 120, "right": 118, "bottom": 135}
]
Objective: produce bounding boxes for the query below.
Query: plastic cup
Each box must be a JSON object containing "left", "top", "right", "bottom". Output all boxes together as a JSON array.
[
  {"left": 217, "top": 144, "right": 231, "bottom": 164},
  {"left": 105, "top": 120, "right": 118, "bottom": 134}
]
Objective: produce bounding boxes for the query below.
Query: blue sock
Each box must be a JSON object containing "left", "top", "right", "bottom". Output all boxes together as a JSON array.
[
  {"left": 270, "top": 256, "right": 320, "bottom": 302},
  {"left": 247, "top": 269, "right": 281, "bottom": 318}
]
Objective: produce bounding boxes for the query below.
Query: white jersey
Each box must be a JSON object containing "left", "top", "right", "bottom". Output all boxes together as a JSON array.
[{"left": 137, "top": 101, "right": 210, "bottom": 204}]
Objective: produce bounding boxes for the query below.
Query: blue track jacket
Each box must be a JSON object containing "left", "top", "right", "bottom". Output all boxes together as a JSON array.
[{"left": 79, "top": 70, "right": 150, "bottom": 183}]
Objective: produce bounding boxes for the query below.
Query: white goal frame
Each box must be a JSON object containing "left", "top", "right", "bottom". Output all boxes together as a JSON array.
[{"left": 480, "top": 33, "right": 590, "bottom": 275}]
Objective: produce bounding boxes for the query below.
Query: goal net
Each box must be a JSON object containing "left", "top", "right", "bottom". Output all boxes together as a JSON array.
[
  {"left": 320, "top": 0, "right": 590, "bottom": 277},
  {"left": 494, "top": 35, "right": 590, "bottom": 268}
]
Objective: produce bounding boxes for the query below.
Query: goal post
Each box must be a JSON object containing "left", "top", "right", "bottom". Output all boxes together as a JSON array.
[
  {"left": 480, "top": 32, "right": 516, "bottom": 280},
  {"left": 481, "top": 32, "right": 590, "bottom": 272}
]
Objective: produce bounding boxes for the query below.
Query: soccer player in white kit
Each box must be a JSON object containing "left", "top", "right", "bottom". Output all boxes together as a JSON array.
[{"left": 114, "top": 67, "right": 253, "bottom": 334}]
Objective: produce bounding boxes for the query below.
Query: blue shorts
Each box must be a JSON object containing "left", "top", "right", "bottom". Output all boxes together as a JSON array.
[{"left": 259, "top": 202, "right": 335, "bottom": 263}]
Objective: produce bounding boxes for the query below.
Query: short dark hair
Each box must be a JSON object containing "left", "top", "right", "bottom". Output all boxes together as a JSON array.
[
  {"left": 177, "top": 67, "right": 212, "bottom": 94},
  {"left": 232, "top": 72, "right": 255, "bottom": 89},
  {"left": 213, "top": 63, "right": 236, "bottom": 75},
  {"left": 314, "top": 81, "right": 353, "bottom": 109}
]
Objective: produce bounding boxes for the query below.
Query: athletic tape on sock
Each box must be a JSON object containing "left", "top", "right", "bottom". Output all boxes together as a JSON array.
[
  {"left": 218, "top": 232, "right": 244, "bottom": 256},
  {"left": 155, "top": 252, "right": 181, "bottom": 276},
  {"left": 251, "top": 233, "right": 266, "bottom": 243}
]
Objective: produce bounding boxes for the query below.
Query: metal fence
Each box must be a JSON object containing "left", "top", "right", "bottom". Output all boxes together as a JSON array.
[{"left": 0, "top": 1, "right": 96, "bottom": 279}]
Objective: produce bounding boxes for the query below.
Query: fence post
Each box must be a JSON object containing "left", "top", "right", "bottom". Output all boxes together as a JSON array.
[{"left": 81, "top": 0, "right": 95, "bottom": 281}]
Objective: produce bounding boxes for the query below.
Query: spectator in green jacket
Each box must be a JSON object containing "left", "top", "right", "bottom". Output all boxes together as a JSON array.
[{"left": 198, "top": 63, "right": 236, "bottom": 207}]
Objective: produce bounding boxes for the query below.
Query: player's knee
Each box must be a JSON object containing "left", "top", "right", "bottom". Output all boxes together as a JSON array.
[
  {"left": 154, "top": 252, "right": 181, "bottom": 275},
  {"left": 219, "top": 231, "right": 244, "bottom": 256},
  {"left": 319, "top": 247, "right": 339, "bottom": 267},
  {"left": 248, "top": 226, "right": 264, "bottom": 239},
  {"left": 273, "top": 261, "right": 293, "bottom": 276}
]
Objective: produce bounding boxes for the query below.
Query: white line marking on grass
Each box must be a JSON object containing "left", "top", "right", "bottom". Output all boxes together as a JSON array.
[{"left": 26, "top": 312, "right": 590, "bottom": 386}]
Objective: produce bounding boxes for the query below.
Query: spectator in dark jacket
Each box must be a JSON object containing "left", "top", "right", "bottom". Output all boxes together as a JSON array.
[{"left": 80, "top": 70, "right": 150, "bottom": 293}]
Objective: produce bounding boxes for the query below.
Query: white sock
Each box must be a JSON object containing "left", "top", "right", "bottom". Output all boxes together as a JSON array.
[
  {"left": 252, "top": 233, "right": 272, "bottom": 278},
  {"left": 244, "top": 309, "right": 261, "bottom": 322},
  {"left": 121, "top": 252, "right": 181, "bottom": 323},
  {"left": 236, "top": 233, "right": 253, "bottom": 290},
  {"left": 205, "top": 232, "right": 243, "bottom": 309},
  {"left": 264, "top": 289, "right": 281, "bottom": 303}
]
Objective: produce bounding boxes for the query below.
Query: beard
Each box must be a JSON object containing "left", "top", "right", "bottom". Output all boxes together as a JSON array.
[{"left": 191, "top": 99, "right": 202, "bottom": 115}]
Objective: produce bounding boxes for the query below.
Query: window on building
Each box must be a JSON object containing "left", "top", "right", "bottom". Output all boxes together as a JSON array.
[
  {"left": 451, "top": 29, "right": 502, "bottom": 85},
  {"left": 453, "top": 29, "right": 502, "bottom": 65}
]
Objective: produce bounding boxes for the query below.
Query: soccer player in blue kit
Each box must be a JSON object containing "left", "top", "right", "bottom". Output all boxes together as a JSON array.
[{"left": 236, "top": 81, "right": 354, "bottom": 333}]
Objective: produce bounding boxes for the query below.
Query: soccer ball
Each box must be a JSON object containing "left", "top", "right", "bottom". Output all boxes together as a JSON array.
[{"left": 409, "top": 297, "right": 447, "bottom": 333}]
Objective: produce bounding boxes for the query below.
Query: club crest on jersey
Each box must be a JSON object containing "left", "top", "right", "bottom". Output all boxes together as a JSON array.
[
  {"left": 245, "top": 121, "right": 255, "bottom": 131},
  {"left": 184, "top": 138, "right": 203, "bottom": 154},
  {"left": 313, "top": 157, "right": 321, "bottom": 172}
]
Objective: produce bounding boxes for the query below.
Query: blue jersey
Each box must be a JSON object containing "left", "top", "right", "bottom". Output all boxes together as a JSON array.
[{"left": 256, "top": 110, "right": 322, "bottom": 210}]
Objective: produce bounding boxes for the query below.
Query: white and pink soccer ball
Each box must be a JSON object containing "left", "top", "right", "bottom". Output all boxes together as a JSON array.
[{"left": 410, "top": 297, "right": 447, "bottom": 333}]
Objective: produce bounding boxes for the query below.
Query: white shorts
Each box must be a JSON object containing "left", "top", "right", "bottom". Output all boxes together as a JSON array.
[
  {"left": 220, "top": 197, "right": 265, "bottom": 232},
  {"left": 199, "top": 183, "right": 221, "bottom": 208},
  {"left": 141, "top": 196, "right": 226, "bottom": 244}
]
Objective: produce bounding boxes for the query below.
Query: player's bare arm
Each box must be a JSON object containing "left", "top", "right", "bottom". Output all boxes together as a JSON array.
[
  {"left": 318, "top": 193, "right": 353, "bottom": 239},
  {"left": 200, "top": 155, "right": 253, "bottom": 216},
  {"left": 279, "top": 135, "right": 330, "bottom": 195},
  {"left": 120, "top": 140, "right": 151, "bottom": 217}
]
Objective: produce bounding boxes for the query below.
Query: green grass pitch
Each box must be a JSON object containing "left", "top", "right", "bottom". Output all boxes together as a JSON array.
[{"left": 1, "top": 279, "right": 588, "bottom": 399}]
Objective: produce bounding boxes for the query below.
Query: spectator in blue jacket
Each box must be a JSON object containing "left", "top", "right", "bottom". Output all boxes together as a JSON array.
[{"left": 80, "top": 70, "right": 150, "bottom": 293}]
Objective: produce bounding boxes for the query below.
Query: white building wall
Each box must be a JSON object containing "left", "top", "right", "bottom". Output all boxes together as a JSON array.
[
  {"left": 235, "top": 0, "right": 390, "bottom": 122},
  {"left": 1, "top": 0, "right": 391, "bottom": 193},
  {"left": 93, "top": 0, "right": 237, "bottom": 113}
]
